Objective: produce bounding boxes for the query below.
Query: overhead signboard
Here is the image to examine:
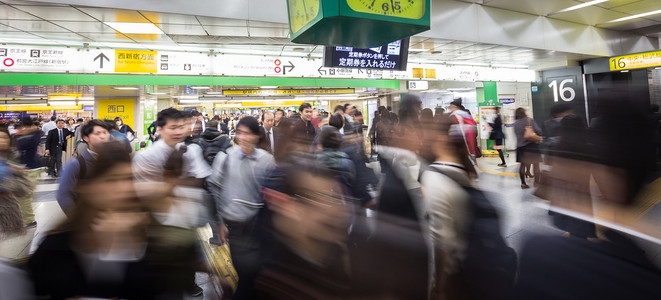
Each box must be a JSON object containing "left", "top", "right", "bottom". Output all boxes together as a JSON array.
[
  {"left": 222, "top": 88, "right": 354, "bottom": 96},
  {"left": 0, "top": 105, "right": 81, "bottom": 111},
  {"left": 0, "top": 45, "right": 536, "bottom": 82},
  {"left": 323, "top": 39, "right": 409, "bottom": 71},
  {"left": 609, "top": 50, "right": 661, "bottom": 71},
  {"left": 408, "top": 80, "right": 428, "bottom": 90}
]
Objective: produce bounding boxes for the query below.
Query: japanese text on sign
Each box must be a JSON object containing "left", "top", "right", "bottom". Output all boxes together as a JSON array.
[
  {"left": 610, "top": 50, "right": 661, "bottom": 71},
  {"left": 115, "top": 50, "right": 157, "bottom": 73}
]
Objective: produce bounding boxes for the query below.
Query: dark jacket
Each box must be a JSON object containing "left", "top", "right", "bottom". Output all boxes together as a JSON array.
[
  {"left": 16, "top": 129, "right": 42, "bottom": 168},
  {"left": 198, "top": 127, "right": 232, "bottom": 166},
  {"left": 29, "top": 232, "right": 188, "bottom": 300},
  {"left": 489, "top": 114, "right": 505, "bottom": 140},
  {"left": 316, "top": 149, "right": 355, "bottom": 191},
  {"left": 294, "top": 118, "right": 315, "bottom": 141},
  {"left": 45, "top": 128, "right": 72, "bottom": 152},
  {"left": 56, "top": 149, "right": 96, "bottom": 215},
  {"left": 258, "top": 126, "right": 278, "bottom": 155}
]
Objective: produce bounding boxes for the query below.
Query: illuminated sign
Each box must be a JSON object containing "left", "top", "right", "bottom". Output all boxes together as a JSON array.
[
  {"left": 115, "top": 50, "right": 157, "bottom": 73},
  {"left": 97, "top": 99, "right": 135, "bottom": 129},
  {"left": 324, "top": 39, "right": 409, "bottom": 71},
  {"left": 222, "top": 88, "right": 354, "bottom": 96},
  {"left": 610, "top": 50, "right": 661, "bottom": 71}
]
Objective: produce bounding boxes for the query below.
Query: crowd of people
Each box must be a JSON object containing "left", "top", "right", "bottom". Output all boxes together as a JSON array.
[{"left": 1, "top": 94, "right": 661, "bottom": 299}]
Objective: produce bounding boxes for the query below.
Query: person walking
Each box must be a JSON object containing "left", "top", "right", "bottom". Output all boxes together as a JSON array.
[
  {"left": 513, "top": 108, "right": 542, "bottom": 189},
  {"left": 489, "top": 106, "right": 507, "bottom": 167},
  {"left": 45, "top": 119, "right": 72, "bottom": 177}
]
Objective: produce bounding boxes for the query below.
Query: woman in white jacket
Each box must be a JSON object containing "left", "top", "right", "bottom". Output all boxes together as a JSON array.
[{"left": 421, "top": 115, "right": 477, "bottom": 300}]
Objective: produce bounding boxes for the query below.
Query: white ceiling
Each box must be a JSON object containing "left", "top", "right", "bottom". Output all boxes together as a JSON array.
[{"left": 0, "top": 0, "right": 659, "bottom": 69}]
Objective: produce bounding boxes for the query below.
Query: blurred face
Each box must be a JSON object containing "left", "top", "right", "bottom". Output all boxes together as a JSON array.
[
  {"left": 56, "top": 120, "right": 65, "bottom": 129},
  {"left": 235, "top": 125, "right": 259, "bottom": 150},
  {"left": 0, "top": 131, "right": 10, "bottom": 152},
  {"left": 158, "top": 118, "right": 186, "bottom": 147},
  {"left": 345, "top": 106, "right": 354, "bottom": 116},
  {"left": 85, "top": 163, "right": 137, "bottom": 211},
  {"left": 300, "top": 108, "right": 313, "bottom": 121},
  {"left": 312, "top": 109, "right": 319, "bottom": 118},
  {"left": 263, "top": 113, "right": 275, "bottom": 130},
  {"left": 354, "top": 115, "right": 364, "bottom": 125},
  {"left": 83, "top": 125, "right": 110, "bottom": 152},
  {"left": 115, "top": 119, "right": 122, "bottom": 127},
  {"left": 275, "top": 110, "right": 284, "bottom": 121}
]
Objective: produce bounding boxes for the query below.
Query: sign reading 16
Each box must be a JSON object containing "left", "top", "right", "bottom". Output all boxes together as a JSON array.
[{"left": 548, "top": 79, "right": 576, "bottom": 102}]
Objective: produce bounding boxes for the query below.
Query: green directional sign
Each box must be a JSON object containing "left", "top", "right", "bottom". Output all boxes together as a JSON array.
[{"left": 286, "top": 0, "right": 431, "bottom": 48}]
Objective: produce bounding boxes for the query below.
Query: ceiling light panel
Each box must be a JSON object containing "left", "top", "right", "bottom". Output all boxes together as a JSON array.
[
  {"left": 50, "top": 21, "right": 118, "bottom": 33},
  {"left": 104, "top": 22, "right": 164, "bottom": 34},
  {"left": 0, "top": 5, "right": 38, "bottom": 20},
  {"left": 600, "top": 9, "right": 661, "bottom": 24},
  {"left": 156, "top": 24, "right": 207, "bottom": 35},
  {"left": 548, "top": 0, "right": 608, "bottom": 16}
]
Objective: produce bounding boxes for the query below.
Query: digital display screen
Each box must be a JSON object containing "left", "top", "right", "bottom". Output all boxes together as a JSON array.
[{"left": 324, "top": 38, "right": 409, "bottom": 71}]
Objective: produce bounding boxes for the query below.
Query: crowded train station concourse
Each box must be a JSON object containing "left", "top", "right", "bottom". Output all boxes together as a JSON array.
[{"left": 2, "top": 0, "right": 661, "bottom": 299}]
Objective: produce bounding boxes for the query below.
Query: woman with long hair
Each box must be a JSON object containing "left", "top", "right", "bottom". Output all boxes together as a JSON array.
[{"left": 513, "top": 107, "right": 542, "bottom": 189}]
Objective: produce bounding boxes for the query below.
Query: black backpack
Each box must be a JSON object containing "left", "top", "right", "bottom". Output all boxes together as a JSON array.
[
  {"left": 198, "top": 134, "right": 231, "bottom": 166},
  {"left": 428, "top": 164, "right": 517, "bottom": 300}
]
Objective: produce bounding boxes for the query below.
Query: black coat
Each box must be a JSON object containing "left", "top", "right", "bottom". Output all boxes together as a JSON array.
[
  {"left": 489, "top": 115, "right": 505, "bottom": 140},
  {"left": 45, "top": 128, "right": 72, "bottom": 152}
]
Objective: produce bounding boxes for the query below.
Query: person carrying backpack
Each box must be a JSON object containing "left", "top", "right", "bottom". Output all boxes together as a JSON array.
[
  {"left": 197, "top": 120, "right": 232, "bottom": 166},
  {"left": 422, "top": 115, "right": 516, "bottom": 300}
]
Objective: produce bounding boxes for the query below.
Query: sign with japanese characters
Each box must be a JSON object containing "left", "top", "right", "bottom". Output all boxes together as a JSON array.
[
  {"left": 97, "top": 99, "right": 135, "bottom": 130},
  {"left": 222, "top": 88, "right": 354, "bottom": 96},
  {"left": 323, "top": 39, "right": 409, "bottom": 71},
  {"left": 610, "top": 50, "right": 661, "bottom": 71},
  {"left": 0, "top": 45, "right": 82, "bottom": 72},
  {"left": 115, "top": 50, "right": 157, "bottom": 73}
]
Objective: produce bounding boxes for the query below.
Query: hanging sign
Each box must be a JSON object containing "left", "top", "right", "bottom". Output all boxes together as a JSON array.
[
  {"left": 610, "top": 50, "right": 661, "bottom": 71},
  {"left": 115, "top": 50, "right": 157, "bottom": 73}
]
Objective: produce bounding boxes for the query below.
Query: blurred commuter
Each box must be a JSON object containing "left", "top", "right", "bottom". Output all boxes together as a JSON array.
[
  {"left": 41, "top": 116, "right": 56, "bottom": 135},
  {"left": 115, "top": 117, "right": 135, "bottom": 142},
  {"left": 274, "top": 109, "right": 285, "bottom": 127},
  {"left": 15, "top": 117, "right": 42, "bottom": 169},
  {"left": 73, "top": 118, "right": 86, "bottom": 155},
  {"left": 489, "top": 106, "right": 507, "bottom": 167},
  {"left": 207, "top": 116, "right": 275, "bottom": 299},
  {"left": 293, "top": 102, "right": 315, "bottom": 143},
  {"left": 310, "top": 108, "right": 320, "bottom": 129},
  {"left": 434, "top": 107, "right": 446, "bottom": 120},
  {"left": 45, "top": 119, "right": 73, "bottom": 177},
  {"left": 56, "top": 120, "right": 110, "bottom": 216},
  {"left": 448, "top": 98, "right": 479, "bottom": 159},
  {"left": 516, "top": 95, "right": 661, "bottom": 300},
  {"left": 421, "top": 108, "right": 434, "bottom": 124},
  {"left": 423, "top": 115, "right": 516, "bottom": 300},
  {"left": 0, "top": 127, "right": 33, "bottom": 300},
  {"left": 147, "top": 120, "right": 158, "bottom": 143},
  {"left": 29, "top": 142, "right": 190, "bottom": 299},
  {"left": 368, "top": 107, "right": 384, "bottom": 157},
  {"left": 65, "top": 118, "right": 75, "bottom": 132},
  {"left": 514, "top": 108, "right": 542, "bottom": 189},
  {"left": 316, "top": 126, "right": 355, "bottom": 191},
  {"left": 542, "top": 103, "right": 573, "bottom": 153},
  {"left": 133, "top": 108, "right": 210, "bottom": 185}
]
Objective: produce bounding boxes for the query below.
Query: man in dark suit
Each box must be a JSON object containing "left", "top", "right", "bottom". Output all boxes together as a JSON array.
[
  {"left": 45, "top": 119, "right": 72, "bottom": 177},
  {"left": 259, "top": 111, "right": 277, "bottom": 155}
]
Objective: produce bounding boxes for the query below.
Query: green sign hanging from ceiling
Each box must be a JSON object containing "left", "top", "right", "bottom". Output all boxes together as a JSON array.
[{"left": 286, "top": 0, "right": 431, "bottom": 48}]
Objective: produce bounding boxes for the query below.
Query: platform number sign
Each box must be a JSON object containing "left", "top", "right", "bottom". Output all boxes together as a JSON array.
[
  {"left": 532, "top": 67, "right": 586, "bottom": 123},
  {"left": 548, "top": 79, "right": 576, "bottom": 102}
]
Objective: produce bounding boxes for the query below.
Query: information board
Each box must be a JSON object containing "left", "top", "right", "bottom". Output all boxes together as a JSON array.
[
  {"left": 610, "top": 50, "right": 661, "bottom": 71},
  {"left": 323, "top": 39, "right": 409, "bottom": 71}
]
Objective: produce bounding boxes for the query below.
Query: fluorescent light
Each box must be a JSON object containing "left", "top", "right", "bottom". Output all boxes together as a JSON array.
[
  {"left": 548, "top": 0, "right": 608, "bottom": 16},
  {"left": 491, "top": 63, "right": 528, "bottom": 69},
  {"left": 23, "top": 94, "right": 48, "bottom": 97},
  {"left": 173, "top": 95, "right": 199, "bottom": 99},
  {"left": 260, "top": 86, "right": 278, "bottom": 89},
  {"left": 148, "top": 92, "right": 167, "bottom": 95},
  {"left": 205, "top": 92, "right": 223, "bottom": 95},
  {"left": 447, "top": 61, "right": 490, "bottom": 67},
  {"left": 621, "top": 70, "right": 630, "bottom": 73},
  {"left": 104, "top": 22, "right": 164, "bottom": 34},
  {"left": 190, "top": 86, "right": 211, "bottom": 90},
  {"left": 112, "top": 87, "right": 139, "bottom": 90},
  {"left": 599, "top": 9, "right": 661, "bottom": 24},
  {"left": 48, "top": 101, "right": 78, "bottom": 105},
  {"left": 180, "top": 99, "right": 200, "bottom": 103}
]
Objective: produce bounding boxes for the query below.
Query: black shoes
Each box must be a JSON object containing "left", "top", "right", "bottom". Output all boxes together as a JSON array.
[
  {"left": 498, "top": 163, "right": 507, "bottom": 167},
  {"left": 25, "top": 221, "right": 37, "bottom": 228},
  {"left": 189, "top": 284, "right": 203, "bottom": 297}
]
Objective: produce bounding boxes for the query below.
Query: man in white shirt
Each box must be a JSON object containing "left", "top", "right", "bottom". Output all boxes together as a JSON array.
[
  {"left": 259, "top": 111, "right": 277, "bottom": 155},
  {"left": 133, "top": 108, "right": 211, "bottom": 184},
  {"left": 41, "top": 116, "right": 57, "bottom": 135}
]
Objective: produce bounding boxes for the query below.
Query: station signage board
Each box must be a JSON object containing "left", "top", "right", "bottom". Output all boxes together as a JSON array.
[
  {"left": 0, "top": 45, "right": 536, "bottom": 82},
  {"left": 323, "top": 39, "right": 409, "bottom": 71},
  {"left": 222, "top": 88, "right": 354, "bottom": 96},
  {"left": 610, "top": 50, "right": 661, "bottom": 71}
]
